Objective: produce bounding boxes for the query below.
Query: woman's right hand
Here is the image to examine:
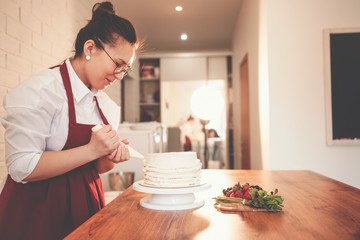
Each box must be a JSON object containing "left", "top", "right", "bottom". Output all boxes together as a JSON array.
[{"left": 88, "top": 124, "right": 120, "bottom": 159}]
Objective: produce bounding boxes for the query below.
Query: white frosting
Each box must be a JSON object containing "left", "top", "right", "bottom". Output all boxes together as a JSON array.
[{"left": 143, "top": 152, "right": 202, "bottom": 187}]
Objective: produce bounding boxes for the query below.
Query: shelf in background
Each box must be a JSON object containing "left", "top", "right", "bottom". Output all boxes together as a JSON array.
[
  {"left": 139, "top": 58, "right": 161, "bottom": 122},
  {"left": 140, "top": 78, "right": 160, "bottom": 81},
  {"left": 140, "top": 102, "right": 160, "bottom": 107}
]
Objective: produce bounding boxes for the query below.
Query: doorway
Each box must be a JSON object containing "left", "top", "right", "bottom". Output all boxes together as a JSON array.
[
  {"left": 240, "top": 54, "right": 250, "bottom": 169},
  {"left": 161, "top": 80, "right": 227, "bottom": 166}
]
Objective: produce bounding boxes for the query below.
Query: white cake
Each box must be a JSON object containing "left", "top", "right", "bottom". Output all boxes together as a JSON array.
[{"left": 143, "top": 152, "right": 202, "bottom": 187}]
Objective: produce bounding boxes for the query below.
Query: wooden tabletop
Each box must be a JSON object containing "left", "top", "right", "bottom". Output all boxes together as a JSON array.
[{"left": 65, "top": 170, "right": 360, "bottom": 240}]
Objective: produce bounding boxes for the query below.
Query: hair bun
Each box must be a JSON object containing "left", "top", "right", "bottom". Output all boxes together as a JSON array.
[{"left": 92, "top": 1, "right": 115, "bottom": 20}]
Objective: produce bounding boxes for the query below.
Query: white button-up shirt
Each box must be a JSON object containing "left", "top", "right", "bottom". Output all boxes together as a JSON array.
[{"left": 1, "top": 59, "right": 120, "bottom": 184}]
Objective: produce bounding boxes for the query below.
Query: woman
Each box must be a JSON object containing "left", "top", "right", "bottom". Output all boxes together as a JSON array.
[{"left": 0, "top": 2, "right": 138, "bottom": 239}]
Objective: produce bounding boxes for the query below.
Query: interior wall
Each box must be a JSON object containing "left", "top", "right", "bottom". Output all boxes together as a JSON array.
[
  {"left": 267, "top": 0, "right": 360, "bottom": 188},
  {"left": 232, "top": 0, "right": 261, "bottom": 169},
  {"left": 0, "top": 0, "right": 97, "bottom": 181},
  {"left": 233, "top": 0, "right": 360, "bottom": 188}
]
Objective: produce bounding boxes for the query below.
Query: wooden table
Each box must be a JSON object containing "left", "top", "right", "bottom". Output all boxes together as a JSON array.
[{"left": 65, "top": 170, "right": 360, "bottom": 240}]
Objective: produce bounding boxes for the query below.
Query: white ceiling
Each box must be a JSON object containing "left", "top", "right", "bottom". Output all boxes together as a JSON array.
[{"left": 114, "top": 0, "right": 243, "bottom": 53}]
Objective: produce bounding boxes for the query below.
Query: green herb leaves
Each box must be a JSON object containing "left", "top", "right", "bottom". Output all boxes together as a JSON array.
[{"left": 249, "top": 188, "right": 284, "bottom": 212}]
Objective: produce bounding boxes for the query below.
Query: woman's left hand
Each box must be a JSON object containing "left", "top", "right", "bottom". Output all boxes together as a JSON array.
[{"left": 107, "top": 139, "right": 130, "bottom": 163}]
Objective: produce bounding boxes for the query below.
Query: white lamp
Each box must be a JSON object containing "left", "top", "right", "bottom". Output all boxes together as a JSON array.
[{"left": 190, "top": 85, "right": 223, "bottom": 121}]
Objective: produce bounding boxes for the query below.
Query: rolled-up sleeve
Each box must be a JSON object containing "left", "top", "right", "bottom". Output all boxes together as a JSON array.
[
  {"left": 3, "top": 107, "right": 51, "bottom": 183},
  {"left": 2, "top": 72, "right": 65, "bottom": 183}
]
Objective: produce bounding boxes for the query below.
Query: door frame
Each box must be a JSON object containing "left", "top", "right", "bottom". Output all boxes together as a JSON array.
[{"left": 240, "top": 54, "right": 251, "bottom": 169}]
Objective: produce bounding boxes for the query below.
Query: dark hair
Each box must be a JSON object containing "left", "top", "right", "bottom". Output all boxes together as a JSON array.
[
  {"left": 74, "top": 1, "right": 138, "bottom": 57},
  {"left": 208, "top": 129, "right": 219, "bottom": 137}
]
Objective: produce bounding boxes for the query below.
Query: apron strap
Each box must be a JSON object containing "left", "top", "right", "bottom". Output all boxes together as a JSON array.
[
  {"left": 59, "top": 62, "right": 76, "bottom": 123},
  {"left": 94, "top": 96, "right": 109, "bottom": 125}
]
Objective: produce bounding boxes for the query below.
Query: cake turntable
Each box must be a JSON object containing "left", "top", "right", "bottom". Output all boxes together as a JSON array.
[{"left": 133, "top": 181, "right": 211, "bottom": 210}]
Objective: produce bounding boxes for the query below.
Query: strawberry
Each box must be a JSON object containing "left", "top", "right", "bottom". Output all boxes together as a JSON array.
[
  {"left": 241, "top": 183, "right": 250, "bottom": 192},
  {"left": 234, "top": 189, "right": 243, "bottom": 198},
  {"left": 226, "top": 190, "right": 233, "bottom": 197},
  {"left": 243, "top": 190, "right": 252, "bottom": 199}
]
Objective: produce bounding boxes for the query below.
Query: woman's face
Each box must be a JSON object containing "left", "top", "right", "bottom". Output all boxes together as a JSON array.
[{"left": 85, "top": 38, "right": 135, "bottom": 90}]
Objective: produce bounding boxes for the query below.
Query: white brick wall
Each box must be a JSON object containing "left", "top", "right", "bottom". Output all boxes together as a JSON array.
[{"left": 0, "top": 0, "right": 97, "bottom": 182}]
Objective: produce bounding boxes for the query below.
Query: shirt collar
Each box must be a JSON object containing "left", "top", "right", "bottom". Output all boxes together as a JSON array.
[{"left": 65, "top": 58, "right": 97, "bottom": 103}]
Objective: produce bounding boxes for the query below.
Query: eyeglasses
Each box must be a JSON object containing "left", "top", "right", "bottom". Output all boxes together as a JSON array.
[
  {"left": 94, "top": 37, "right": 132, "bottom": 80},
  {"left": 102, "top": 47, "right": 131, "bottom": 80}
]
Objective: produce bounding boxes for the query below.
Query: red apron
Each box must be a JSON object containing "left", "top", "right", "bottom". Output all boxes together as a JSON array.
[{"left": 0, "top": 62, "right": 108, "bottom": 240}]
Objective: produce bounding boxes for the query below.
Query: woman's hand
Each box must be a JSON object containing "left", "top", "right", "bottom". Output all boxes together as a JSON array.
[
  {"left": 88, "top": 125, "right": 120, "bottom": 159},
  {"left": 95, "top": 139, "right": 130, "bottom": 173},
  {"left": 107, "top": 139, "right": 130, "bottom": 163}
]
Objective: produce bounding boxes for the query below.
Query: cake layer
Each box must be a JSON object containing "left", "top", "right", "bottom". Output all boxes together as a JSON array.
[
  {"left": 144, "top": 162, "right": 201, "bottom": 173},
  {"left": 143, "top": 177, "right": 201, "bottom": 188},
  {"left": 143, "top": 151, "right": 202, "bottom": 188},
  {"left": 145, "top": 170, "right": 201, "bottom": 178},
  {"left": 145, "top": 152, "right": 198, "bottom": 168},
  {"left": 145, "top": 175, "right": 200, "bottom": 183}
]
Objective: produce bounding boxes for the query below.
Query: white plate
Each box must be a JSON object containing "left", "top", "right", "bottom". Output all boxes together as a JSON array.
[
  {"left": 133, "top": 181, "right": 211, "bottom": 194},
  {"left": 140, "top": 196, "right": 205, "bottom": 211}
]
